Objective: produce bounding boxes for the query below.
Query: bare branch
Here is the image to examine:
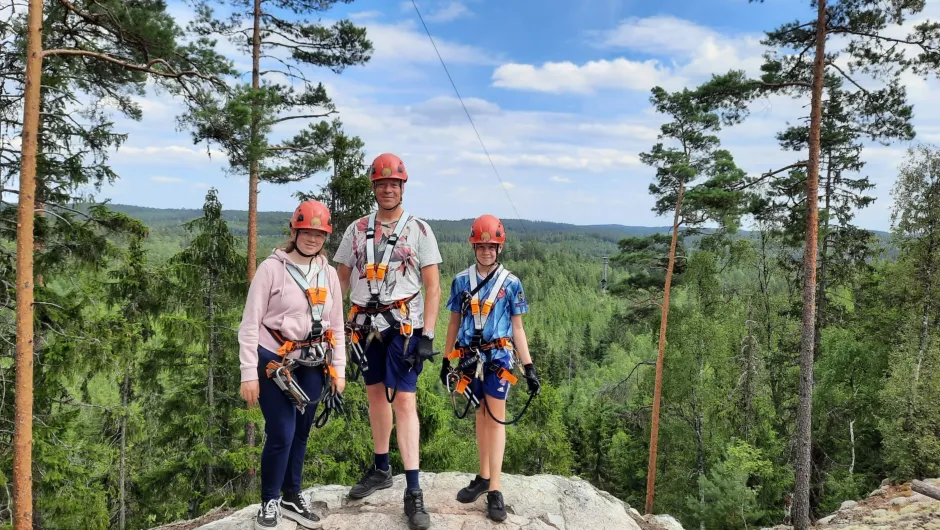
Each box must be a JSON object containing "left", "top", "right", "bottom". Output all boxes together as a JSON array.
[
  {"left": 264, "top": 112, "right": 333, "bottom": 126},
  {"left": 761, "top": 81, "right": 813, "bottom": 89}
]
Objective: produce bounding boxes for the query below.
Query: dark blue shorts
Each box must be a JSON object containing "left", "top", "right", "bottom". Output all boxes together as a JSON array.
[
  {"left": 362, "top": 327, "right": 424, "bottom": 392},
  {"left": 469, "top": 356, "right": 513, "bottom": 401}
]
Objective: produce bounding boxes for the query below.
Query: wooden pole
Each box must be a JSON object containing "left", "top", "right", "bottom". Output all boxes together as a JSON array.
[{"left": 14, "top": 0, "right": 44, "bottom": 527}]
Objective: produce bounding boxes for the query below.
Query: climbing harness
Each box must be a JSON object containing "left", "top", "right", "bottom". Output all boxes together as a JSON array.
[
  {"left": 264, "top": 260, "right": 339, "bottom": 422},
  {"left": 343, "top": 212, "right": 437, "bottom": 402},
  {"left": 444, "top": 264, "right": 537, "bottom": 425}
]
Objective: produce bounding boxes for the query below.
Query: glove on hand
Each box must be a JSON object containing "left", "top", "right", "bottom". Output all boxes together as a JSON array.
[{"left": 523, "top": 363, "right": 541, "bottom": 396}]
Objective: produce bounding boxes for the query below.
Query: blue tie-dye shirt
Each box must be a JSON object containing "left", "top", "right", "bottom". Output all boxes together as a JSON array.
[{"left": 446, "top": 266, "right": 528, "bottom": 364}]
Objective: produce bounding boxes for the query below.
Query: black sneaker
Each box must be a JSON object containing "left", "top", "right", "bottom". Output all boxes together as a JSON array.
[
  {"left": 456, "top": 475, "right": 490, "bottom": 503},
  {"left": 347, "top": 465, "right": 393, "bottom": 499},
  {"left": 254, "top": 498, "right": 280, "bottom": 530},
  {"left": 280, "top": 491, "right": 321, "bottom": 529},
  {"left": 404, "top": 488, "right": 431, "bottom": 530},
  {"left": 486, "top": 490, "right": 507, "bottom": 522}
]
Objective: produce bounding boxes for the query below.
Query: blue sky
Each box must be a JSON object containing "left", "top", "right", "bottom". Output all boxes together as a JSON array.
[{"left": 95, "top": 0, "right": 940, "bottom": 230}]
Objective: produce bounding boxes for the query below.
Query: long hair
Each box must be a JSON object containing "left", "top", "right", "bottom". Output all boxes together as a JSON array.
[{"left": 280, "top": 230, "right": 298, "bottom": 253}]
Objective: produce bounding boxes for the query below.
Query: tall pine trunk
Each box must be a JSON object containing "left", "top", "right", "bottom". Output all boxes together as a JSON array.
[
  {"left": 792, "top": 1, "right": 827, "bottom": 527},
  {"left": 13, "top": 1, "right": 44, "bottom": 527},
  {"left": 119, "top": 367, "right": 130, "bottom": 530},
  {"left": 645, "top": 178, "right": 685, "bottom": 515},
  {"left": 815, "top": 159, "right": 832, "bottom": 360},
  {"left": 246, "top": 0, "right": 263, "bottom": 480},
  {"left": 207, "top": 272, "right": 217, "bottom": 493}
]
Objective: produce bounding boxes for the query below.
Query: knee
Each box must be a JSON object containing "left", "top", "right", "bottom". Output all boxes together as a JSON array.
[
  {"left": 265, "top": 419, "right": 295, "bottom": 450},
  {"left": 391, "top": 392, "right": 417, "bottom": 416},
  {"left": 366, "top": 384, "right": 387, "bottom": 404}
]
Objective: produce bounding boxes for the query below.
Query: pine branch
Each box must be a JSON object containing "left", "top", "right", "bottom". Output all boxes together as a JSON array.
[
  {"left": 41, "top": 50, "right": 223, "bottom": 86},
  {"left": 762, "top": 81, "right": 813, "bottom": 89},
  {"left": 826, "top": 61, "right": 869, "bottom": 95},
  {"left": 829, "top": 25, "right": 940, "bottom": 54}
]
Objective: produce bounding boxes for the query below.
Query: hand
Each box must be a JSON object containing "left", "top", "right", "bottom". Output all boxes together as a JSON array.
[
  {"left": 523, "top": 363, "right": 540, "bottom": 396},
  {"left": 332, "top": 377, "right": 346, "bottom": 394},
  {"left": 416, "top": 334, "right": 437, "bottom": 362},
  {"left": 439, "top": 357, "right": 452, "bottom": 388},
  {"left": 241, "top": 380, "right": 260, "bottom": 408}
]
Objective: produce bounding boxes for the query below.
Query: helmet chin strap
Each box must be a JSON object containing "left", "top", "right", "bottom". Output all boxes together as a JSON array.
[{"left": 380, "top": 200, "right": 402, "bottom": 211}]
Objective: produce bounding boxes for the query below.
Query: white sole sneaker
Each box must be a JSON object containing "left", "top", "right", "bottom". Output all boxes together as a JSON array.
[{"left": 280, "top": 503, "right": 322, "bottom": 529}]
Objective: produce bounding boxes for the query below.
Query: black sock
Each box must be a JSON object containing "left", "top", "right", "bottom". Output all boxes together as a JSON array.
[
  {"left": 477, "top": 474, "right": 490, "bottom": 482},
  {"left": 405, "top": 469, "right": 420, "bottom": 490},
  {"left": 374, "top": 452, "right": 390, "bottom": 472}
]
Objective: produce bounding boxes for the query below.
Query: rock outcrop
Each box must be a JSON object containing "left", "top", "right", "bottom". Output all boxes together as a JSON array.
[
  {"left": 762, "top": 478, "right": 940, "bottom": 530},
  {"left": 153, "top": 472, "right": 682, "bottom": 530}
]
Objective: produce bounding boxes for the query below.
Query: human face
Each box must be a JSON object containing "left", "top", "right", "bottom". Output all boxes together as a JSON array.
[
  {"left": 474, "top": 243, "right": 501, "bottom": 267},
  {"left": 373, "top": 179, "right": 403, "bottom": 210},
  {"left": 294, "top": 228, "right": 327, "bottom": 255}
]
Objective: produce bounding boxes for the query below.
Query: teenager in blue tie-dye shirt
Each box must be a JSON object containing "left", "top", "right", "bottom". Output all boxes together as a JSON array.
[{"left": 441, "top": 214, "right": 541, "bottom": 523}]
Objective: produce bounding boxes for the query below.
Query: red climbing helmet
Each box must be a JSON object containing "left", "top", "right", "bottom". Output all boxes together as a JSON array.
[
  {"left": 290, "top": 200, "right": 332, "bottom": 233},
  {"left": 468, "top": 214, "right": 506, "bottom": 244},
  {"left": 369, "top": 153, "right": 408, "bottom": 182}
]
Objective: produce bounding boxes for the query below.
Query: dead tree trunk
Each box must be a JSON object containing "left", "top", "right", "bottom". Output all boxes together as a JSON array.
[{"left": 912, "top": 480, "right": 940, "bottom": 501}]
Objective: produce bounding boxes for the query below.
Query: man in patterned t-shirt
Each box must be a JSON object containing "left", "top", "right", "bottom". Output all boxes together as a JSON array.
[{"left": 333, "top": 152, "right": 441, "bottom": 530}]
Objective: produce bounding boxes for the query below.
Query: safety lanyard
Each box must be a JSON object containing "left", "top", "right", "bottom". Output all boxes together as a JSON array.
[
  {"left": 365, "top": 211, "right": 411, "bottom": 298},
  {"left": 466, "top": 264, "right": 511, "bottom": 332},
  {"left": 285, "top": 264, "right": 328, "bottom": 324}
]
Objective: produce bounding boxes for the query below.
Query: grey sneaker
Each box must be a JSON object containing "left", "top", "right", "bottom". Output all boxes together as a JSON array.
[
  {"left": 347, "top": 465, "right": 393, "bottom": 499},
  {"left": 254, "top": 498, "right": 280, "bottom": 530},
  {"left": 280, "top": 491, "right": 321, "bottom": 528}
]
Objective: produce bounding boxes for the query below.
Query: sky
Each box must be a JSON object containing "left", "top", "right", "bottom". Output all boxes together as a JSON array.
[{"left": 93, "top": 0, "right": 940, "bottom": 230}]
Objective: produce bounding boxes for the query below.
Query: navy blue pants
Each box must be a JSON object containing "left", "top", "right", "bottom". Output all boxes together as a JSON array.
[{"left": 257, "top": 346, "right": 325, "bottom": 503}]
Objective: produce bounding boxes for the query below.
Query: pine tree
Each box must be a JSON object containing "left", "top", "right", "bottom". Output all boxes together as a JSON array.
[
  {"left": 697, "top": 2, "right": 940, "bottom": 525},
  {"left": 293, "top": 118, "right": 373, "bottom": 258},
  {"left": 183, "top": 0, "right": 373, "bottom": 281},
  {"left": 626, "top": 85, "right": 749, "bottom": 514},
  {"left": 3, "top": 1, "right": 229, "bottom": 523}
]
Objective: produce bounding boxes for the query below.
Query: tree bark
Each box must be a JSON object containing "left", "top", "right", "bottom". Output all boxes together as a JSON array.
[
  {"left": 815, "top": 158, "right": 832, "bottom": 361},
  {"left": 645, "top": 178, "right": 685, "bottom": 515},
  {"left": 206, "top": 274, "right": 216, "bottom": 494},
  {"left": 912, "top": 480, "right": 940, "bottom": 501},
  {"left": 792, "top": 1, "right": 827, "bottom": 528},
  {"left": 119, "top": 367, "right": 129, "bottom": 530},
  {"left": 13, "top": 1, "right": 44, "bottom": 528},
  {"left": 246, "top": 0, "right": 263, "bottom": 479}
]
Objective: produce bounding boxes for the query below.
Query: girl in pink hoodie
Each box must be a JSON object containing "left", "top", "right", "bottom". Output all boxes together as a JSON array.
[{"left": 238, "top": 200, "right": 346, "bottom": 530}]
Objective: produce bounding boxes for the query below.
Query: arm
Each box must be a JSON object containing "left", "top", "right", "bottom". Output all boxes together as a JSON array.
[
  {"left": 327, "top": 267, "right": 346, "bottom": 379},
  {"left": 337, "top": 263, "right": 352, "bottom": 296},
  {"left": 238, "top": 262, "right": 273, "bottom": 383},
  {"left": 444, "top": 311, "right": 461, "bottom": 355},
  {"left": 511, "top": 314, "right": 533, "bottom": 366},
  {"left": 421, "top": 263, "right": 441, "bottom": 334}
]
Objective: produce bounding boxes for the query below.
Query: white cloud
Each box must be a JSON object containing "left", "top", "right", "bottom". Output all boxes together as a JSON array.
[
  {"left": 350, "top": 10, "right": 382, "bottom": 20},
  {"left": 493, "top": 15, "right": 764, "bottom": 95},
  {"left": 492, "top": 58, "right": 682, "bottom": 94},
  {"left": 501, "top": 181, "right": 515, "bottom": 190},
  {"left": 550, "top": 176, "right": 572, "bottom": 183},
  {"left": 366, "top": 20, "right": 497, "bottom": 66},
  {"left": 424, "top": 1, "right": 472, "bottom": 23},
  {"left": 151, "top": 176, "right": 185, "bottom": 184}
]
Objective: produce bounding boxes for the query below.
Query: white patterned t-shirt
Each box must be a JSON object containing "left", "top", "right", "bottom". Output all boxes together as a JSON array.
[{"left": 333, "top": 213, "right": 442, "bottom": 331}]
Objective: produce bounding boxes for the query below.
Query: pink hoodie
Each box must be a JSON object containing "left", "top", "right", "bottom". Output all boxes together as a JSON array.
[{"left": 238, "top": 249, "right": 346, "bottom": 382}]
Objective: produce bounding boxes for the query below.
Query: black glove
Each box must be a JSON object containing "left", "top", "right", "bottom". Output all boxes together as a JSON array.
[
  {"left": 440, "top": 357, "right": 452, "bottom": 387},
  {"left": 416, "top": 334, "right": 438, "bottom": 363},
  {"left": 523, "top": 363, "right": 541, "bottom": 396}
]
